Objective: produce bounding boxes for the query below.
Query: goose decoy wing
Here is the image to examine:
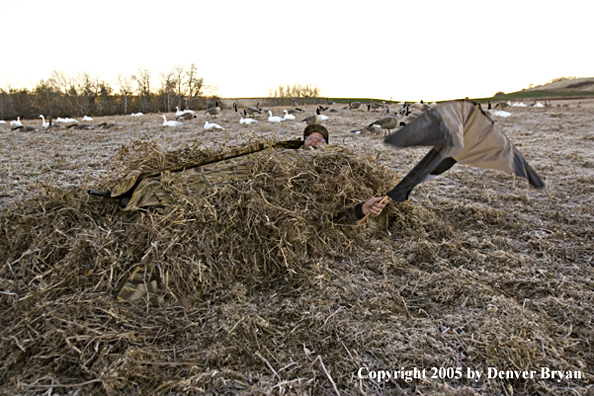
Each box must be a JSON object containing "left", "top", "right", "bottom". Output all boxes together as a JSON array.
[{"left": 383, "top": 99, "right": 544, "bottom": 202}]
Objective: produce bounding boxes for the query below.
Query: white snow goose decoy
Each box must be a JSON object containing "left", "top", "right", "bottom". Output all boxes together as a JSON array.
[
  {"left": 204, "top": 121, "right": 224, "bottom": 130},
  {"left": 39, "top": 115, "right": 49, "bottom": 128},
  {"left": 240, "top": 110, "right": 258, "bottom": 125},
  {"left": 283, "top": 110, "right": 296, "bottom": 120},
  {"left": 268, "top": 111, "right": 283, "bottom": 123},
  {"left": 162, "top": 115, "right": 182, "bottom": 127},
  {"left": 10, "top": 116, "right": 23, "bottom": 128}
]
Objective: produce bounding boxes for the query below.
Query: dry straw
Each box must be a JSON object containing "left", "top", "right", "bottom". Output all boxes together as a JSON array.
[{"left": 1, "top": 105, "right": 593, "bottom": 395}]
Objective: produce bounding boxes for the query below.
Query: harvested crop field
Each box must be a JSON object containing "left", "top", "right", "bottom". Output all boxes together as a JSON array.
[{"left": 1, "top": 99, "right": 593, "bottom": 395}]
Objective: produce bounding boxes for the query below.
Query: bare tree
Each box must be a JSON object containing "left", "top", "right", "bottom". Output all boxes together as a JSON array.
[
  {"left": 98, "top": 80, "right": 114, "bottom": 115},
  {"left": 159, "top": 70, "right": 177, "bottom": 113},
  {"left": 117, "top": 74, "right": 134, "bottom": 114},
  {"left": 185, "top": 63, "right": 203, "bottom": 109},
  {"left": 46, "top": 70, "right": 73, "bottom": 115},
  {"left": 132, "top": 68, "right": 152, "bottom": 113},
  {"left": 172, "top": 65, "right": 186, "bottom": 109},
  {"left": 48, "top": 70, "right": 71, "bottom": 95},
  {"left": 0, "top": 85, "right": 16, "bottom": 119},
  {"left": 34, "top": 79, "right": 60, "bottom": 117},
  {"left": 74, "top": 71, "right": 100, "bottom": 115}
]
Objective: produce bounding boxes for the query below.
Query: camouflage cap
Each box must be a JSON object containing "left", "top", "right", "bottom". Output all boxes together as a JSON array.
[{"left": 303, "top": 124, "right": 329, "bottom": 144}]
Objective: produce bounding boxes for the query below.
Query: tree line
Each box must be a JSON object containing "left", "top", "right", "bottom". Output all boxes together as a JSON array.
[
  {"left": 1, "top": 65, "right": 326, "bottom": 121},
  {"left": 268, "top": 83, "right": 321, "bottom": 99},
  {"left": 0, "top": 64, "right": 207, "bottom": 121}
]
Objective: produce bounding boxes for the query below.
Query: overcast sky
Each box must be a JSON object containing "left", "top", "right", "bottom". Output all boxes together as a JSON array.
[{"left": 2, "top": 0, "right": 591, "bottom": 101}]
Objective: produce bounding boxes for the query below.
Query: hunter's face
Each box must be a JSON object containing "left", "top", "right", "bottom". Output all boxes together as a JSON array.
[{"left": 304, "top": 132, "right": 327, "bottom": 147}]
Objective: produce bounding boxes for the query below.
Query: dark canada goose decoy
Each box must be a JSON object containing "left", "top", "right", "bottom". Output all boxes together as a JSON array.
[
  {"left": 302, "top": 107, "right": 326, "bottom": 125},
  {"left": 352, "top": 115, "right": 400, "bottom": 136},
  {"left": 397, "top": 102, "right": 411, "bottom": 116},
  {"left": 46, "top": 118, "right": 63, "bottom": 129},
  {"left": 367, "top": 102, "right": 384, "bottom": 111},
  {"left": 97, "top": 122, "right": 118, "bottom": 129},
  {"left": 286, "top": 108, "right": 303, "bottom": 115},
  {"left": 205, "top": 101, "right": 221, "bottom": 117},
  {"left": 67, "top": 123, "right": 94, "bottom": 130},
  {"left": 494, "top": 101, "right": 511, "bottom": 109},
  {"left": 245, "top": 102, "right": 262, "bottom": 116},
  {"left": 410, "top": 102, "right": 432, "bottom": 112},
  {"left": 349, "top": 100, "right": 363, "bottom": 110},
  {"left": 12, "top": 125, "right": 38, "bottom": 132},
  {"left": 176, "top": 111, "right": 197, "bottom": 120}
]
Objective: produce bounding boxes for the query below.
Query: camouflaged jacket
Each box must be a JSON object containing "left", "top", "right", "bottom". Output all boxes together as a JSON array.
[{"left": 106, "top": 139, "right": 365, "bottom": 223}]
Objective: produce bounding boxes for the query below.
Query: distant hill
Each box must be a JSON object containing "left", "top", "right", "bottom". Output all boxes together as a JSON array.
[
  {"left": 525, "top": 77, "right": 594, "bottom": 92},
  {"left": 485, "top": 77, "right": 594, "bottom": 101}
]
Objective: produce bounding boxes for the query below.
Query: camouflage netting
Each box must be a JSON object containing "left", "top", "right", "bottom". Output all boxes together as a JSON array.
[{"left": 1, "top": 139, "right": 592, "bottom": 395}]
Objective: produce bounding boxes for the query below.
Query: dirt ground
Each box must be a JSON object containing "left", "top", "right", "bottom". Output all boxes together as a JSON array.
[{"left": 0, "top": 97, "right": 593, "bottom": 395}]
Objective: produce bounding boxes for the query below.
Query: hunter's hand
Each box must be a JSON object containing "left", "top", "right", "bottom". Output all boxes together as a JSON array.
[{"left": 362, "top": 196, "right": 388, "bottom": 217}]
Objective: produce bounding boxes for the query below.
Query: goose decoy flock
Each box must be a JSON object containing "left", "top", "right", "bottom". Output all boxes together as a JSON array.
[{"left": 3, "top": 96, "right": 581, "bottom": 140}]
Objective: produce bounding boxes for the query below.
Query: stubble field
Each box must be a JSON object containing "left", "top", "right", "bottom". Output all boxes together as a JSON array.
[{"left": 0, "top": 98, "right": 593, "bottom": 395}]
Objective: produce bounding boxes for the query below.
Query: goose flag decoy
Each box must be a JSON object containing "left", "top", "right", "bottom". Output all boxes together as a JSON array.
[{"left": 382, "top": 99, "right": 544, "bottom": 202}]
